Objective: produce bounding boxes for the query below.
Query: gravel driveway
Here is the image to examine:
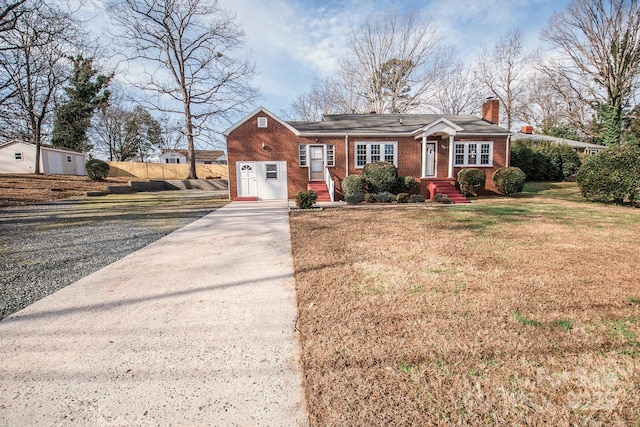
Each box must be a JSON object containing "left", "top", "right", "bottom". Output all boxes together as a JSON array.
[{"left": 0, "top": 191, "right": 227, "bottom": 319}]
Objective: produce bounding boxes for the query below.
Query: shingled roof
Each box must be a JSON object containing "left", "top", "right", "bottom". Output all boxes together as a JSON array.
[{"left": 288, "top": 113, "right": 510, "bottom": 136}]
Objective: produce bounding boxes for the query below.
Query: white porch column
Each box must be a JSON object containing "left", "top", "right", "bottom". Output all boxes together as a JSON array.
[
  {"left": 448, "top": 135, "right": 455, "bottom": 178},
  {"left": 421, "top": 135, "right": 427, "bottom": 178}
]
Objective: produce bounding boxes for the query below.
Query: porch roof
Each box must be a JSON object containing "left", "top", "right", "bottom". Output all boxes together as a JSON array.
[{"left": 288, "top": 114, "right": 510, "bottom": 136}]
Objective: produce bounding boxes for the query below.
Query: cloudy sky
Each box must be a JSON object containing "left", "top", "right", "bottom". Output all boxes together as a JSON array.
[
  {"left": 81, "top": 0, "right": 573, "bottom": 118},
  {"left": 215, "top": 0, "right": 573, "bottom": 114}
]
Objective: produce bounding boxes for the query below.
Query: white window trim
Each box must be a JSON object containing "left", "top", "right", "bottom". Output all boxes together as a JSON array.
[
  {"left": 14, "top": 152, "right": 23, "bottom": 161},
  {"left": 354, "top": 142, "right": 398, "bottom": 168},
  {"left": 454, "top": 141, "right": 493, "bottom": 167},
  {"left": 66, "top": 155, "right": 73, "bottom": 163},
  {"left": 298, "top": 144, "right": 335, "bottom": 168},
  {"left": 265, "top": 163, "right": 279, "bottom": 180},
  {"left": 257, "top": 117, "right": 268, "bottom": 128}
]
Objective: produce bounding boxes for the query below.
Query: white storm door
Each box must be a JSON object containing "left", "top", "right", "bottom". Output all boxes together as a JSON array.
[
  {"left": 238, "top": 162, "right": 257, "bottom": 197},
  {"left": 309, "top": 146, "right": 324, "bottom": 181},
  {"left": 425, "top": 142, "right": 436, "bottom": 177}
]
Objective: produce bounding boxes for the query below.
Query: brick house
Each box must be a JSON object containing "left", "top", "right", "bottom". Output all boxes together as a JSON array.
[{"left": 224, "top": 99, "right": 511, "bottom": 201}]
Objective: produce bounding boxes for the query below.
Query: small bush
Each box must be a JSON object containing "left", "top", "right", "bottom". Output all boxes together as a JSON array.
[
  {"left": 396, "top": 193, "right": 410, "bottom": 203},
  {"left": 295, "top": 190, "right": 317, "bottom": 209},
  {"left": 362, "top": 162, "right": 399, "bottom": 194},
  {"left": 364, "top": 193, "right": 376, "bottom": 203},
  {"left": 576, "top": 145, "right": 640, "bottom": 204},
  {"left": 85, "top": 159, "right": 110, "bottom": 181},
  {"left": 345, "top": 192, "right": 365, "bottom": 204},
  {"left": 433, "top": 194, "right": 452, "bottom": 204},
  {"left": 341, "top": 174, "right": 366, "bottom": 195},
  {"left": 374, "top": 191, "right": 395, "bottom": 203},
  {"left": 457, "top": 168, "right": 486, "bottom": 197},
  {"left": 396, "top": 175, "right": 416, "bottom": 193},
  {"left": 409, "top": 194, "right": 425, "bottom": 203},
  {"left": 492, "top": 167, "right": 526, "bottom": 196}
]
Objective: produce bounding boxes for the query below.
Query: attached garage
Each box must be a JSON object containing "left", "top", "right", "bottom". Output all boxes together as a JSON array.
[{"left": 235, "top": 161, "right": 288, "bottom": 200}]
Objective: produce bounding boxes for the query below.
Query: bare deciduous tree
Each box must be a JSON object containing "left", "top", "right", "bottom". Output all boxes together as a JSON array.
[
  {"left": 541, "top": 0, "right": 640, "bottom": 145},
  {"left": 430, "top": 61, "right": 483, "bottom": 115},
  {"left": 286, "top": 77, "right": 358, "bottom": 121},
  {"left": 339, "top": 10, "right": 453, "bottom": 114},
  {"left": 0, "top": 0, "right": 80, "bottom": 173},
  {"left": 107, "top": 0, "right": 257, "bottom": 179},
  {"left": 0, "top": 0, "right": 26, "bottom": 35},
  {"left": 476, "top": 29, "right": 531, "bottom": 131}
]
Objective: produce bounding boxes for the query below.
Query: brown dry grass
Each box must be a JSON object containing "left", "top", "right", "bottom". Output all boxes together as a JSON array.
[
  {"left": 0, "top": 174, "right": 131, "bottom": 207},
  {"left": 290, "top": 183, "right": 640, "bottom": 426}
]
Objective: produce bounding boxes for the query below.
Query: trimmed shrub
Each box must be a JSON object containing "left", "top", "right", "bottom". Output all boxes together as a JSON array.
[
  {"left": 85, "top": 159, "right": 109, "bottom": 181},
  {"left": 433, "top": 194, "right": 452, "bottom": 204},
  {"left": 492, "top": 167, "right": 526, "bottom": 196},
  {"left": 364, "top": 193, "right": 376, "bottom": 203},
  {"left": 374, "top": 191, "right": 395, "bottom": 203},
  {"left": 341, "top": 174, "right": 366, "bottom": 195},
  {"left": 409, "top": 194, "right": 425, "bottom": 203},
  {"left": 396, "top": 193, "right": 410, "bottom": 203},
  {"left": 295, "top": 190, "right": 317, "bottom": 209},
  {"left": 576, "top": 145, "right": 640, "bottom": 204},
  {"left": 362, "top": 162, "right": 399, "bottom": 194},
  {"left": 345, "top": 192, "right": 365, "bottom": 204},
  {"left": 395, "top": 175, "right": 416, "bottom": 193},
  {"left": 457, "top": 168, "right": 486, "bottom": 197}
]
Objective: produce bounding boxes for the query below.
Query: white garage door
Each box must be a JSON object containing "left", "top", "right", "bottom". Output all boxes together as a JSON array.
[{"left": 236, "top": 161, "right": 287, "bottom": 200}]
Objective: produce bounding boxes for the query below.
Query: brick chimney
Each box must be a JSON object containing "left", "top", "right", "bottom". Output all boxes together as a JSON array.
[
  {"left": 482, "top": 98, "right": 499, "bottom": 125},
  {"left": 521, "top": 125, "right": 533, "bottom": 134}
]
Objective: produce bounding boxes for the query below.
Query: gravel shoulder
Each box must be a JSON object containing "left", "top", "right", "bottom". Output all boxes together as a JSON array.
[{"left": 0, "top": 191, "right": 228, "bottom": 319}]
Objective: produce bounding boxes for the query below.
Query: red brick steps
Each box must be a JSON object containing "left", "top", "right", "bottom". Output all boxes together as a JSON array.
[
  {"left": 307, "top": 181, "right": 331, "bottom": 202},
  {"left": 426, "top": 180, "right": 470, "bottom": 204}
]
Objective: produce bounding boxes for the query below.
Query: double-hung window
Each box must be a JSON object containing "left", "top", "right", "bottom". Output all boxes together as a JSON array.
[
  {"left": 454, "top": 142, "right": 493, "bottom": 167},
  {"left": 355, "top": 142, "right": 397, "bottom": 168},
  {"left": 266, "top": 163, "right": 278, "bottom": 179}
]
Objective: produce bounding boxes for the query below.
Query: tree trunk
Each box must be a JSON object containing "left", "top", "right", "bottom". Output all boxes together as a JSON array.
[{"left": 184, "top": 100, "right": 197, "bottom": 180}]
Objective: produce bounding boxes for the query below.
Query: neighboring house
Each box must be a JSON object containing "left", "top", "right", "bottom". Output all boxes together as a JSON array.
[
  {"left": 512, "top": 128, "right": 606, "bottom": 154},
  {"left": 0, "top": 140, "right": 86, "bottom": 175},
  {"left": 224, "top": 99, "right": 512, "bottom": 201},
  {"left": 160, "top": 149, "right": 227, "bottom": 165}
]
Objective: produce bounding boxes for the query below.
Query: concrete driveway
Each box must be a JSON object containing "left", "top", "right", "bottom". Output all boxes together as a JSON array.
[{"left": 0, "top": 201, "right": 308, "bottom": 426}]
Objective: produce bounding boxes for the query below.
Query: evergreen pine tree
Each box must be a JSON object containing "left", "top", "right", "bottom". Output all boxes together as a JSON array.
[{"left": 52, "top": 55, "right": 112, "bottom": 152}]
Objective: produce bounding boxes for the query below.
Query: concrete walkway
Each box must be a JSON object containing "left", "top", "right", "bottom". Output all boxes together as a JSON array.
[{"left": 0, "top": 201, "right": 308, "bottom": 426}]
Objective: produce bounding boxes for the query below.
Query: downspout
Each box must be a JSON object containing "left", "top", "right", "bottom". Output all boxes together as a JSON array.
[
  {"left": 345, "top": 133, "right": 349, "bottom": 177},
  {"left": 506, "top": 134, "right": 511, "bottom": 167}
]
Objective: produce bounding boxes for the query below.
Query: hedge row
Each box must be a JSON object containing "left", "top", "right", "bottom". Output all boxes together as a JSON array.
[{"left": 510, "top": 139, "right": 581, "bottom": 181}]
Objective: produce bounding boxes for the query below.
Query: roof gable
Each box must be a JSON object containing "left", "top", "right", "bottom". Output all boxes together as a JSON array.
[
  {"left": 0, "top": 139, "right": 84, "bottom": 155},
  {"left": 416, "top": 117, "right": 463, "bottom": 137},
  {"left": 224, "top": 107, "right": 300, "bottom": 136}
]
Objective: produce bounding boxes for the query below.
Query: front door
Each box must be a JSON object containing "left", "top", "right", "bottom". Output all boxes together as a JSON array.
[
  {"left": 309, "top": 145, "right": 324, "bottom": 181},
  {"left": 425, "top": 142, "right": 436, "bottom": 177},
  {"left": 238, "top": 162, "right": 257, "bottom": 197}
]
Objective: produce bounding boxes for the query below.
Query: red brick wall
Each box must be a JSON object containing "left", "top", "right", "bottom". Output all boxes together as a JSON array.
[{"left": 226, "top": 111, "right": 509, "bottom": 198}]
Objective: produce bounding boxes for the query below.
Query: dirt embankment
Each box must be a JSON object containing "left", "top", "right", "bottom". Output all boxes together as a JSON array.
[{"left": 0, "top": 174, "right": 131, "bottom": 207}]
